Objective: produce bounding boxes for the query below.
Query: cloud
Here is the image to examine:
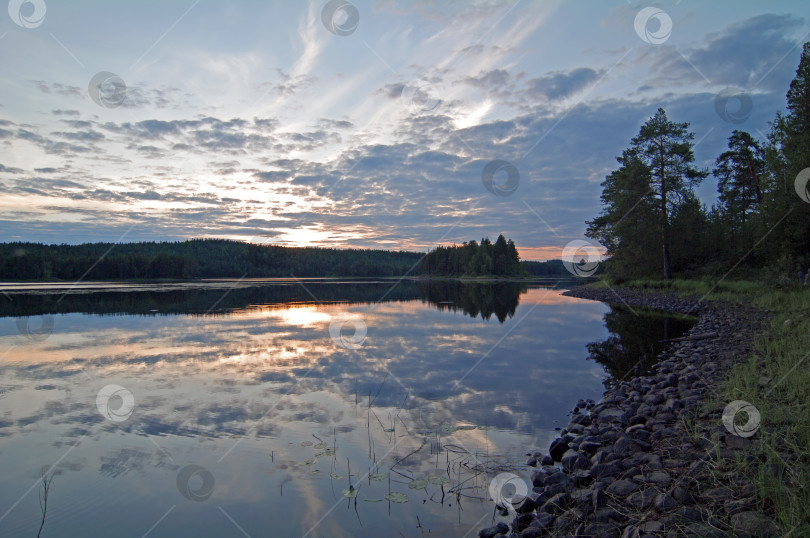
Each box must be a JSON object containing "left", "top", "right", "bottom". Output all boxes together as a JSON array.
[
  {"left": 523, "top": 67, "right": 605, "bottom": 101},
  {"left": 643, "top": 13, "right": 805, "bottom": 91}
]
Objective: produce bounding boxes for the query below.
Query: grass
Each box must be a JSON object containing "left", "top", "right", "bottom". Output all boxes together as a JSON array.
[{"left": 596, "top": 276, "right": 810, "bottom": 535}]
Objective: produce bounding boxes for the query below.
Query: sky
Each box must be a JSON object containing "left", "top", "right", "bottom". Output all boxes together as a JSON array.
[{"left": 0, "top": 0, "right": 807, "bottom": 260}]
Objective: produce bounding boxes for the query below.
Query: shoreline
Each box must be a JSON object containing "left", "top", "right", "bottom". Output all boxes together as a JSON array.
[{"left": 480, "top": 286, "right": 778, "bottom": 538}]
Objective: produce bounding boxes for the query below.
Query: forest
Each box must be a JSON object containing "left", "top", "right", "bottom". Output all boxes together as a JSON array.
[
  {"left": 0, "top": 239, "right": 424, "bottom": 280},
  {"left": 585, "top": 43, "right": 810, "bottom": 283},
  {"left": 415, "top": 234, "right": 523, "bottom": 276},
  {"left": 0, "top": 235, "right": 548, "bottom": 281}
]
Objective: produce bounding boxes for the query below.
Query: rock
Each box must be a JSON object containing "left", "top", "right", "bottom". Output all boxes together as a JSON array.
[
  {"left": 679, "top": 523, "right": 729, "bottom": 537},
  {"left": 638, "top": 520, "right": 663, "bottom": 533},
  {"left": 730, "top": 511, "right": 779, "bottom": 537},
  {"left": 612, "top": 436, "right": 636, "bottom": 457},
  {"left": 511, "top": 513, "right": 535, "bottom": 533},
  {"left": 516, "top": 496, "right": 537, "bottom": 514},
  {"left": 704, "top": 487, "right": 734, "bottom": 504},
  {"left": 579, "top": 441, "right": 601, "bottom": 455},
  {"left": 572, "top": 469, "right": 593, "bottom": 487},
  {"left": 570, "top": 413, "right": 591, "bottom": 426},
  {"left": 642, "top": 470, "right": 671, "bottom": 486},
  {"left": 525, "top": 457, "right": 537, "bottom": 467},
  {"left": 561, "top": 449, "right": 590, "bottom": 472},
  {"left": 543, "top": 471, "right": 572, "bottom": 488},
  {"left": 519, "top": 527, "right": 542, "bottom": 538},
  {"left": 478, "top": 522, "right": 508, "bottom": 538},
  {"left": 599, "top": 407, "right": 628, "bottom": 424},
  {"left": 592, "top": 488, "right": 606, "bottom": 509},
  {"left": 548, "top": 438, "right": 569, "bottom": 461},
  {"left": 531, "top": 512, "right": 556, "bottom": 530},
  {"left": 530, "top": 470, "right": 546, "bottom": 487},
  {"left": 671, "top": 486, "right": 696, "bottom": 505},
  {"left": 626, "top": 489, "right": 656, "bottom": 510},
  {"left": 655, "top": 492, "right": 679, "bottom": 510},
  {"left": 675, "top": 506, "right": 708, "bottom": 523},
  {"left": 540, "top": 455, "right": 553, "bottom": 466},
  {"left": 591, "top": 460, "right": 624, "bottom": 478},
  {"left": 605, "top": 479, "right": 639, "bottom": 497},
  {"left": 542, "top": 492, "right": 571, "bottom": 513}
]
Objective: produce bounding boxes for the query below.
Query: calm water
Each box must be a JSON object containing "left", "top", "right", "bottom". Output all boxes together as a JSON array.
[{"left": 0, "top": 280, "right": 694, "bottom": 537}]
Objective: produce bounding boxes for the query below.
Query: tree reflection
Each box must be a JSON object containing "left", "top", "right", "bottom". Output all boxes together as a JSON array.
[
  {"left": 416, "top": 281, "right": 525, "bottom": 323},
  {"left": 585, "top": 305, "right": 696, "bottom": 386},
  {"left": 2, "top": 280, "right": 526, "bottom": 323}
]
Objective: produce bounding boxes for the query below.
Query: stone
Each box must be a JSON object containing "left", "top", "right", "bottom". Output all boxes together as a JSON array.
[
  {"left": 638, "top": 520, "right": 663, "bottom": 533},
  {"left": 655, "top": 492, "right": 679, "bottom": 510},
  {"left": 643, "top": 470, "right": 671, "bottom": 486},
  {"left": 671, "top": 486, "right": 696, "bottom": 505},
  {"left": 519, "top": 527, "right": 542, "bottom": 538},
  {"left": 730, "top": 511, "right": 779, "bottom": 537},
  {"left": 478, "top": 522, "right": 508, "bottom": 538},
  {"left": 675, "top": 506, "right": 708, "bottom": 523},
  {"left": 561, "top": 449, "right": 590, "bottom": 472},
  {"left": 704, "top": 487, "right": 734, "bottom": 504},
  {"left": 540, "top": 455, "right": 553, "bottom": 466},
  {"left": 591, "top": 460, "right": 623, "bottom": 478},
  {"left": 612, "top": 436, "right": 636, "bottom": 457},
  {"left": 543, "top": 471, "right": 572, "bottom": 488},
  {"left": 530, "top": 470, "right": 546, "bottom": 487},
  {"left": 511, "top": 513, "right": 534, "bottom": 533},
  {"left": 516, "top": 496, "right": 537, "bottom": 514},
  {"left": 531, "top": 512, "right": 556, "bottom": 530},
  {"left": 548, "top": 438, "right": 569, "bottom": 461},
  {"left": 592, "top": 488, "right": 606, "bottom": 509},
  {"left": 605, "top": 479, "right": 639, "bottom": 497},
  {"left": 626, "top": 489, "right": 656, "bottom": 510},
  {"left": 580, "top": 441, "right": 601, "bottom": 455},
  {"left": 572, "top": 469, "right": 593, "bottom": 487},
  {"left": 542, "top": 492, "right": 570, "bottom": 513}
]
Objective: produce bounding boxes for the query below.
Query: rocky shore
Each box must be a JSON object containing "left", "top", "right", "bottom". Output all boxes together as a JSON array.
[{"left": 480, "top": 286, "right": 778, "bottom": 538}]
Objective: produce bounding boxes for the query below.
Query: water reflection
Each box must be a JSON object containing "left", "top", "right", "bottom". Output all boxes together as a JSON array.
[
  {"left": 1, "top": 279, "right": 526, "bottom": 324},
  {"left": 0, "top": 281, "right": 689, "bottom": 537},
  {"left": 585, "top": 304, "right": 697, "bottom": 386}
]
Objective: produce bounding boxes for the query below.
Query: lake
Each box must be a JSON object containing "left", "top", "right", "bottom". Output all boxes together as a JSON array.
[{"left": 0, "top": 279, "right": 694, "bottom": 537}]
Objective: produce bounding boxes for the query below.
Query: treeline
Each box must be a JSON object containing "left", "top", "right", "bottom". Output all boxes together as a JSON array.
[
  {"left": 0, "top": 239, "right": 423, "bottom": 280},
  {"left": 586, "top": 43, "right": 810, "bottom": 282},
  {"left": 416, "top": 234, "right": 523, "bottom": 276}
]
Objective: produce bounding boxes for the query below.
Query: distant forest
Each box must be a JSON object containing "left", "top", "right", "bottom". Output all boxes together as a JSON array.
[
  {"left": 0, "top": 236, "right": 569, "bottom": 281},
  {"left": 0, "top": 239, "right": 423, "bottom": 280},
  {"left": 415, "top": 234, "right": 523, "bottom": 276}
]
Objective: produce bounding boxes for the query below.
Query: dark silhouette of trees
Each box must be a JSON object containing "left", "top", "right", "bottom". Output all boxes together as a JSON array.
[
  {"left": 417, "top": 234, "right": 522, "bottom": 276},
  {"left": 586, "top": 43, "right": 810, "bottom": 281},
  {"left": 0, "top": 239, "right": 423, "bottom": 281}
]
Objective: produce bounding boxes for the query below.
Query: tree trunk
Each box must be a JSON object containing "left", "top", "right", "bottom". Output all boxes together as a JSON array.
[{"left": 659, "top": 145, "right": 672, "bottom": 280}]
